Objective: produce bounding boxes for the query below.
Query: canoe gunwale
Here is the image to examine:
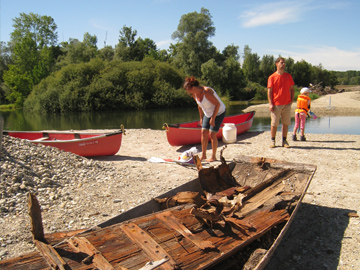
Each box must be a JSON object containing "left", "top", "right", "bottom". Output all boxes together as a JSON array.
[
  {"left": 3, "top": 130, "right": 124, "bottom": 157},
  {"left": 30, "top": 131, "right": 123, "bottom": 144},
  {"left": 232, "top": 155, "right": 317, "bottom": 270},
  {"left": 166, "top": 111, "right": 255, "bottom": 129}
]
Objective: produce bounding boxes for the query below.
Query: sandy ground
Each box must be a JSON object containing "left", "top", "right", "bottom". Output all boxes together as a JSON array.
[
  {"left": 243, "top": 88, "right": 360, "bottom": 117},
  {"left": 1, "top": 90, "right": 359, "bottom": 269}
]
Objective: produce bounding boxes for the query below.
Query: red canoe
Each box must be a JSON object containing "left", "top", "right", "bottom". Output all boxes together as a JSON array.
[
  {"left": 163, "top": 111, "right": 255, "bottom": 146},
  {"left": 3, "top": 129, "right": 124, "bottom": 157}
]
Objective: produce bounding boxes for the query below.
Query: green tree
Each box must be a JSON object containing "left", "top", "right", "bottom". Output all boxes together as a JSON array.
[
  {"left": 171, "top": 7, "right": 216, "bottom": 77},
  {"left": 310, "top": 64, "right": 338, "bottom": 88},
  {"left": 201, "top": 59, "right": 223, "bottom": 91},
  {"left": 259, "top": 54, "right": 275, "bottom": 86},
  {"left": 0, "top": 42, "right": 13, "bottom": 82},
  {"left": 3, "top": 12, "right": 59, "bottom": 105},
  {"left": 116, "top": 25, "right": 158, "bottom": 61},
  {"left": 292, "top": 60, "right": 311, "bottom": 87},
  {"left": 11, "top": 12, "right": 58, "bottom": 48},
  {"left": 242, "top": 45, "right": 260, "bottom": 83},
  {"left": 57, "top": 33, "right": 98, "bottom": 66},
  {"left": 285, "top": 57, "right": 295, "bottom": 74},
  {"left": 98, "top": 45, "right": 115, "bottom": 62},
  {"left": 222, "top": 56, "right": 247, "bottom": 100},
  {"left": 222, "top": 44, "right": 240, "bottom": 61}
]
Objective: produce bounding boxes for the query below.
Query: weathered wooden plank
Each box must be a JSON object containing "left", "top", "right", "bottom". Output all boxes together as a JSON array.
[
  {"left": 45, "top": 229, "right": 87, "bottom": 245},
  {"left": 27, "top": 193, "right": 46, "bottom": 242},
  {"left": 156, "top": 211, "right": 215, "bottom": 250},
  {"left": 67, "top": 236, "right": 118, "bottom": 270},
  {"left": 34, "top": 240, "right": 67, "bottom": 270},
  {"left": 120, "top": 222, "right": 177, "bottom": 270}
]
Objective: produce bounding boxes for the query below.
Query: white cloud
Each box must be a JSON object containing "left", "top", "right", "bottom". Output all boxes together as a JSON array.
[
  {"left": 240, "top": 2, "right": 305, "bottom": 28},
  {"left": 238, "top": 0, "right": 350, "bottom": 28},
  {"left": 270, "top": 46, "right": 360, "bottom": 71},
  {"left": 156, "top": 39, "right": 172, "bottom": 49}
]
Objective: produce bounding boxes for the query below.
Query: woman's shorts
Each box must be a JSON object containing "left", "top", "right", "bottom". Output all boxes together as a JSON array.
[
  {"left": 202, "top": 111, "right": 226, "bottom": 132},
  {"left": 271, "top": 104, "right": 292, "bottom": 126}
]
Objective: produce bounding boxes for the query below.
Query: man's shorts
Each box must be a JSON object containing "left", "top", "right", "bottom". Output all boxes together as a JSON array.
[
  {"left": 202, "top": 111, "right": 226, "bottom": 132},
  {"left": 271, "top": 104, "right": 292, "bottom": 127}
]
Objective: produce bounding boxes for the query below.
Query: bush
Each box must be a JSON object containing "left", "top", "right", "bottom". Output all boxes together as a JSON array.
[{"left": 24, "top": 58, "right": 188, "bottom": 112}]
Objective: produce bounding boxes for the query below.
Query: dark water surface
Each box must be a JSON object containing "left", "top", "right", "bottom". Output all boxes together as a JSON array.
[{"left": 1, "top": 105, "right": 360, "bottom": 135}]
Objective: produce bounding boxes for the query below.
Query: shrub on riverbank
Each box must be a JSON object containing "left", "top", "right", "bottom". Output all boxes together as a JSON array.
[{"left": 24, "top": 58, "right": 193, "bottom": 112}]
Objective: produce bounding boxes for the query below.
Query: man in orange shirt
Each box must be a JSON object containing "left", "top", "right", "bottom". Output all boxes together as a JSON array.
[{"left": 267, "top": 57, "right": 295, "bottom": 148}]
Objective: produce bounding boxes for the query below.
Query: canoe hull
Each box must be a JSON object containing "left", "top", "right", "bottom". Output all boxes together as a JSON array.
[
  {"left": 164, "top": 111, "right": 255, "bottom": 146},
  {"left": 3, "top": 130, "right": 123, "bottom": 157}
]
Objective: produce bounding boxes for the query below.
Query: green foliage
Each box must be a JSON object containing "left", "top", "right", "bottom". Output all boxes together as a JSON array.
[
  {"left": 24, "top": 58, "right": 187, "bottom": 112},
  {"left": 222, "top": 57, "right": 247, "bottom": 100},
  {"left": 171, "top": 8, "right": 216, "bottom": 77},
  {"left": 245, "top": 81, "right": 267, "bottom": 101},
  {"left": 0, "top": 42, "right": 13, "bottom": 84},
  {"left": 310, "top": 65, "right": 338, "bottom": 88},
  {"left": 201, "top": 59, "right": 223, "bottom": 91},
  {"left": 11, "top": 12, "right": 58, "bottom": 48},
  {"left": 292, "top": 60, "right": 312, "bottom": 87},
  {"left": 56, "top": 35, "right": 99, "bottom": 67},
  {"left": 335, "top": 70, "right": 360, "bottom": 85},
  {"left": 115, "top": 26, "right": 158, "bottom": 62},
  {"left": 4, "top": 13, "right": 59, "bottom": 105},
  {"left": 259, "top": 55, "right": 275, "bottom": 86},
  {"left": 242, "top": 45, "right": 260, "bottom": 83}
]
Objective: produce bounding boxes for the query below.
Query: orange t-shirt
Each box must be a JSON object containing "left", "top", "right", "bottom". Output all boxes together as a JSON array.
[{"left": 267, "top": 72, "right": 295, "bottom": 106}]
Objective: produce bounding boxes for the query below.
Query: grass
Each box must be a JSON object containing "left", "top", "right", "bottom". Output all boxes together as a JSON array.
[{"left": 0, "top": 104, "right": 19, "bottom": 111}]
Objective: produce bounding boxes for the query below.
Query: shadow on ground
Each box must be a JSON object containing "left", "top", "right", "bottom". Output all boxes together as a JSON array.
[{"left": 265, "top": 203, "right": 354, "bottom": 270}]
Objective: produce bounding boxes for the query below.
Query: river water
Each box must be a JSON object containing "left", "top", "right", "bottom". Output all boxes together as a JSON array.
[{"left": 1, "top": 105, "right": 360, "bottom": 135}]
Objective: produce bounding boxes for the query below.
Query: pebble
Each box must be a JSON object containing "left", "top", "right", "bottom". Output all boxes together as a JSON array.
[{"left": 0, "top": 135, "right": 123, "bottom": 260}]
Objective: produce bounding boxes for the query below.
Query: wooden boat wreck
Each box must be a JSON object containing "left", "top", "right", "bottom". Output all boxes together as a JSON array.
[
  {"left": 3, "top": 127, "right": 125, "bottom": 157},
  {"left": 163, "top": 111, "right": 255, "bottom": 146},
  {"left": 0, "top": 150, "right": 316, "bottom": 270}
]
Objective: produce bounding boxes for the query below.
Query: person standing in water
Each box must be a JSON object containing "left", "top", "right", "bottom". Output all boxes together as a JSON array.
[{"left": 183, "top": 77, "right": 226, "bottom": 162}]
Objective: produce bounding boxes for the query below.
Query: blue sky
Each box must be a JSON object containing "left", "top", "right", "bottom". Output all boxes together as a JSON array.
[{"left": 1, "top": 0, "right": 360, "bottom": 71}]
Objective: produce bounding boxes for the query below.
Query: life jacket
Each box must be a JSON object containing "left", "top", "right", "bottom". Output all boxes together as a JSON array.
[{"left": 295, "top": 95, "right": 311, "bottom": 114}]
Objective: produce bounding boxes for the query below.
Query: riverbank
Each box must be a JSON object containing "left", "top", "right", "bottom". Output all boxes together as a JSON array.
[
  {"left": 0, "top": 91, "right": 359, "bottom": 269},
  {"left": 244, "top": 89, "right": 360, "bottom": 117}
]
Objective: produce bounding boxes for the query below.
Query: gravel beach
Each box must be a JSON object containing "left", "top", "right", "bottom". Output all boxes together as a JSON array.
[{"left": 0, "top": 90, "right": 359, "bottom": 269}]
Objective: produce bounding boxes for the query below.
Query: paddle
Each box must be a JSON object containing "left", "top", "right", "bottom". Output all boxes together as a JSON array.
[
  {"left": 309, "top": 111, "right": 317, "bottom": 119},
  {"left": 148, "top": 157, "right": 209, "bottom": 168},
  {"left": 148, "top": 157, "right": 195, "bottom": 166}
]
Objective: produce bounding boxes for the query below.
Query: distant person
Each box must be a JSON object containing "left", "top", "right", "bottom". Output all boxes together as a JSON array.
[
  {"left": 292, "top": 87, "right": 312, "bottom": 141},
  {"left": 183, "top": 77, "right": 226, "bottom": 162},
  {"left": 267, "top": 57, "right": 295, "bottom": 148}
]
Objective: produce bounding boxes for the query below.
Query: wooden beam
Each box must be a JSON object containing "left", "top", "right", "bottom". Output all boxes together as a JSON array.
[
  {"left": 120, "top": 222, "right": 177, "bottom": 270},
  {"left": 34, "top": 240, "right": 67, "bottom": 270},
  {"left": 67, "top": 236, "right": 118, "bottom": 270},
  {"left": 27, "top": 193, "right": 46, "bottom": 242},
  {"left": 156, "top": 211, "right": 215, "bottom": 250}
]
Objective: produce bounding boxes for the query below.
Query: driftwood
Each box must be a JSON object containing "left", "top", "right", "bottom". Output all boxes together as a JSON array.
[{"left": 27, "top": 193, "right": 46, "bottom": 243}]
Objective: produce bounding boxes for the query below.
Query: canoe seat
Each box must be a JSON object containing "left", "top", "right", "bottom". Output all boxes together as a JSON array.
[{"left": 34, "top": 137, "right": 49, "bottom": 141}]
